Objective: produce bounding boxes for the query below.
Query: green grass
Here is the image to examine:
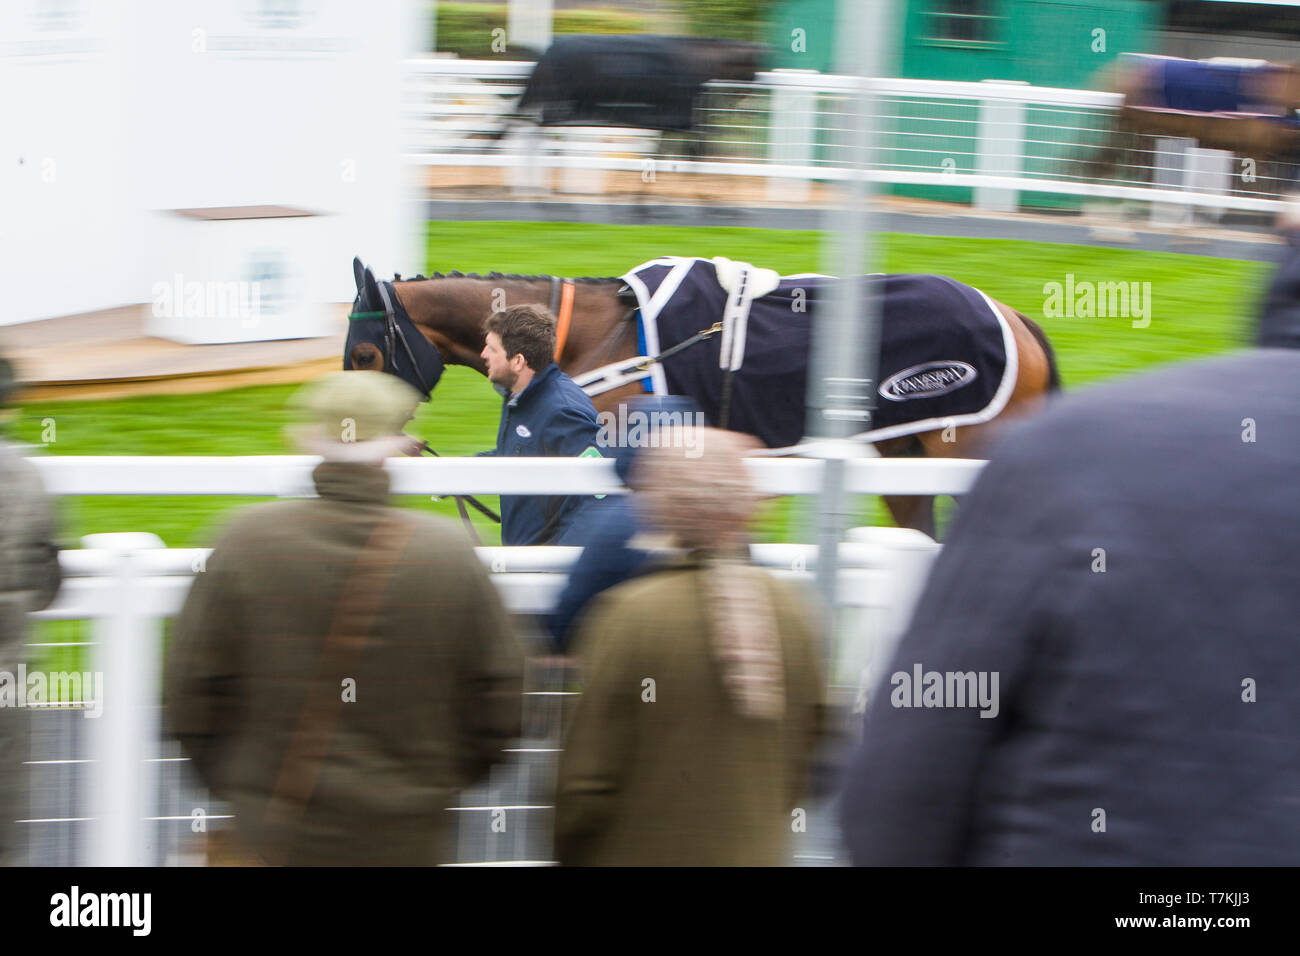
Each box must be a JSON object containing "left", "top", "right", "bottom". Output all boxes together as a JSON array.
[
  {"left": 13, "top": 221, "right": 1270, "bottom": 676},
  {"left": 12, "top": 365, "right": 504, "bottom": 551},
  {"left": 433, "top": 2, "right": 652, "bottom": 59}
]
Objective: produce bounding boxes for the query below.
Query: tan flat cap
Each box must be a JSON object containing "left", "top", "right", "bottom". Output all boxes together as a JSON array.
[{"left": 290, "top": 370, "right": 421, "bottom": 443}]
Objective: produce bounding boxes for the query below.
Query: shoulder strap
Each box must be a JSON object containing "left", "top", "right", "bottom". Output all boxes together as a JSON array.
[{"left": 265, "top": 514, "right": 416, "bottom": 829}]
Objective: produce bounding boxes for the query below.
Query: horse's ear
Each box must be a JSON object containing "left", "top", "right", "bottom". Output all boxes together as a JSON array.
[
  {"left": 352, "top": 257, "right": 366, "bottom": 293},
  {"left": 362, "top": 265, "right": 381, "bottom": 306}
]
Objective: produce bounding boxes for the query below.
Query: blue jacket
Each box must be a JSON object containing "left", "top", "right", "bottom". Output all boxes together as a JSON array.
[
  {"left": 544, "top": 392, "right": 708, "bottom": 651},
  {"left": 484, "top": 363, "right": 604, "bottom": 546},
  {"left": 546, "top": 499, "right": 651, "bottom": 652}
]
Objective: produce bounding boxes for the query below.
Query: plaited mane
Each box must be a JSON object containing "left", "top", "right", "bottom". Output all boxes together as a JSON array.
[{"left": 392, "top": 272, "right": 622, "bottom": 284}]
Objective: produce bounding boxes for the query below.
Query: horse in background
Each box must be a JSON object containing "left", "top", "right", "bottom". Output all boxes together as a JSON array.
[
  {"left": 1087, "top": 53, "right": 1300, "bottom": 190},
  {"left": 495, "top": 34, "right": 764, "bottom": 157}
]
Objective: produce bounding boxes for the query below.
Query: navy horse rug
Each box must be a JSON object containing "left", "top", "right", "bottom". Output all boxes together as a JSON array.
[
  {"left": 511, "top": 34, "right": 761, "bottom": 132},
  {"left": 617, "top": 257, "right": 1017, "bottom": 449}
]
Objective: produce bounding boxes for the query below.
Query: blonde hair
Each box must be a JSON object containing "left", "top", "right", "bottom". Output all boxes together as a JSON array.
[{"left": 636, "top": 428, "right": 785, "bottom": 719}]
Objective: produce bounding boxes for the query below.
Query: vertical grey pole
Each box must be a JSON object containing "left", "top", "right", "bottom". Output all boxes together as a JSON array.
[
  {"left": 806, "top": 0, "right": 895, "bottom": 663},
  {"left": 419, "top": 0, "right": 436, "bottom": 55},
  {"left": 796, "top": 1, "right": 896, "bottom": 867},
  {"left": 508, "top": 0, "right": 554, "bottom": 53}
]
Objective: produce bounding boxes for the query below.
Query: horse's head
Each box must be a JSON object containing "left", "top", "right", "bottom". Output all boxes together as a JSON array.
[
  {"left": 344, "top": 257, "right": 445, "bottom": 402},
  {"left": 682, "top": 38, "right": 765, "bottom": 83}
]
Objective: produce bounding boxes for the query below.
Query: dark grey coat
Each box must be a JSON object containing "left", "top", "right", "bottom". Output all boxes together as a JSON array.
[{"left": 842, "top": 349, "right": 1300, "bottom": 866}]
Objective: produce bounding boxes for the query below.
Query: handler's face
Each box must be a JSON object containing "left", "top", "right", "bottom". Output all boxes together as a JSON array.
[{"left": 482, "top": 332, "right": 519, "bottom": 391}]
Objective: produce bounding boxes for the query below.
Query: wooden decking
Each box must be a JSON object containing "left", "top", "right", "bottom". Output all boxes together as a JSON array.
[{"left": 0, "top": 305, "right": 348, "bottom": 402}]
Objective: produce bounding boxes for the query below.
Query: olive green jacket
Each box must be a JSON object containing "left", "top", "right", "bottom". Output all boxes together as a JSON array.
[
  {"left": 0, "top": 441, "right": 61, "bottom": 667},
  {"left": 0, "top": 440, "right": 62, "bottom": 866},
  {"left": 165, "top": 462, "right": 524, "bottom": 865},
  {"left": 555, "top": 557, "right": 826, "bottom": 866}
]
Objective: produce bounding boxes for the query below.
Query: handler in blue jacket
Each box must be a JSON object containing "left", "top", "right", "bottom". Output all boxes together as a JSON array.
[{"left": 479, "top": 304, "right": 604, "bottom": 546}]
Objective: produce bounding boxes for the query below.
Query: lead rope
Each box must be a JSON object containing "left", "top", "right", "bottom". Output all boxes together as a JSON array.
[
  {"left": 453, "top": 495, "right": 483, "bottom": 547},
  {"left": 414, "top": 441, "right": 500, "bottom": 545}
]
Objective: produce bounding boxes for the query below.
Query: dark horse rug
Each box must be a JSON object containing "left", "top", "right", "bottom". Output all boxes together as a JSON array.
[
  {"left": 1107, "top": 54, "right": 1300, "bottom": 165},
  {"left": 510, "top": 34, "right": 761, "bottom": 132},
  {"left": 618, "top": 257, "right": 1017, "bottom": 449},
  {"left": 1121, "top": 53, "right": 1299, "bottom": 118}
]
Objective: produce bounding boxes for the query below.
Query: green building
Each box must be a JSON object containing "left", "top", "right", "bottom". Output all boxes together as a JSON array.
[{"left": 766, "top": 0, "right": 1160, "bottom": 207}]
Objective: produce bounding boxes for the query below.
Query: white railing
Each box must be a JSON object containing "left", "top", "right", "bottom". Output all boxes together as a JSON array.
[
  {"left": 405, "top": 56, "right": 1293, "bottom": 215},
  {"left": 30, "top": 453, "right": 985, "bottom": 497},
  {"left": 23, "top": 454, "right": 973, "bottom": 866}
]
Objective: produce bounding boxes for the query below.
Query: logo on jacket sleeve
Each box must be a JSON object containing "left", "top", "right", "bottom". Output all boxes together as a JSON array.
[
  {"left": 580, "top": 445, "right": 606, "bottom": 499},
  {"left": 515, "top": 424, "right": 532, "bottom": 438}
]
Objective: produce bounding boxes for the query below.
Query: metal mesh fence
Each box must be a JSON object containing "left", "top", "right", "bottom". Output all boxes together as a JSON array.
[
  {"left": 405, "top": 60, "right": 1299, "bottom": 213},
  {"left": 18, "top": 614, "right": 851, "bottom": 867}
]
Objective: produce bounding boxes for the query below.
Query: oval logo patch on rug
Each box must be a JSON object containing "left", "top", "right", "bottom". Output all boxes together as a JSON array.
[{"left": 879, "top": 361, "right": 978, "bottom": 401}]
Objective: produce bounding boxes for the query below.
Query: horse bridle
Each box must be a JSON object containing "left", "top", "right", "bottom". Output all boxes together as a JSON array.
[
  {"left": 375, "top": 281, "right": 436, "bottom": 400},
  {"left": 349, "top": 285, "right": 502, "bottom": 536}
]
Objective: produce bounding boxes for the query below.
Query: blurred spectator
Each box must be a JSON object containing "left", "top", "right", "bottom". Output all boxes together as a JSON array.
[
  {"left": 478, "top": 305, "right": 605, "bottom": 546},
  {"left": 165, "top": 371, "right": 524, "bottom": 866},
  {"left": 0, "top": 356, "right": 62, "bottom": 866},
  {"left": 842, "top": 349, "right": 1300, "bottom": 865},
  {"left": 554, "top": 427, "right": 825, "bottom": 865},
  {"left": 546, "top": 394, "right": 702, "bottom": 653},
  {"left": 1256, "top": 204, "right": 1300, "bottom": 349}
]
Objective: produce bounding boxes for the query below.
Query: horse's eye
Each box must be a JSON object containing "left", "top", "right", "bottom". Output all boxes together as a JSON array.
[{"left": 351, "top": 343, "right": 382, "bottom": 371}]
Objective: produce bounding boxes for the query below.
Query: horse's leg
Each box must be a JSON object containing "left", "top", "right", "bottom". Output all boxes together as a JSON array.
[
  {"left": 881, "top": 303, "right": 1056, "bottom": 538},
  {"left": 881, "top": 493, "right": 937, "bottom": 538},
  {"left": 875, "top": 436, "right": 937, "bottom": 537},
  {"left": 912, "top": 428, "right": 975, "bottom": 537}
]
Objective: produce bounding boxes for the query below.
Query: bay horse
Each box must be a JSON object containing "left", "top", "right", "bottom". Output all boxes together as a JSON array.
[
  {"left": 1087, "top": 54, "right": 1300, "bottom": 189},
  {"left": 344, "top": 258, "right": 1060, "bottom": 537}
]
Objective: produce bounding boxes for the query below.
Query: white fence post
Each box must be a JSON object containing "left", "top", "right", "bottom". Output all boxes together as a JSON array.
[
  {"left": 767, "top": 71, "right": 818, "bottom": 203},
  {"left": 975, "top": 80, "right": 1028, "bottom": 213},
  {"left": 837, "top": 527, "right": 942, "bottom": 713},
  {"left": 1187, "top": 145, "right": 1232, "bottom": 224},
  {"left": 1152, "top": 136, "right": 1193, "bottom": 226},
  {"left": 507, "top": 0, "right": 553, "bottom": 54},
  {"left": 506, "top": 125, "right": 548, "bottom": 195},
  {"left": 85, "top": 532, "right": 165, "bottom": 867}
]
